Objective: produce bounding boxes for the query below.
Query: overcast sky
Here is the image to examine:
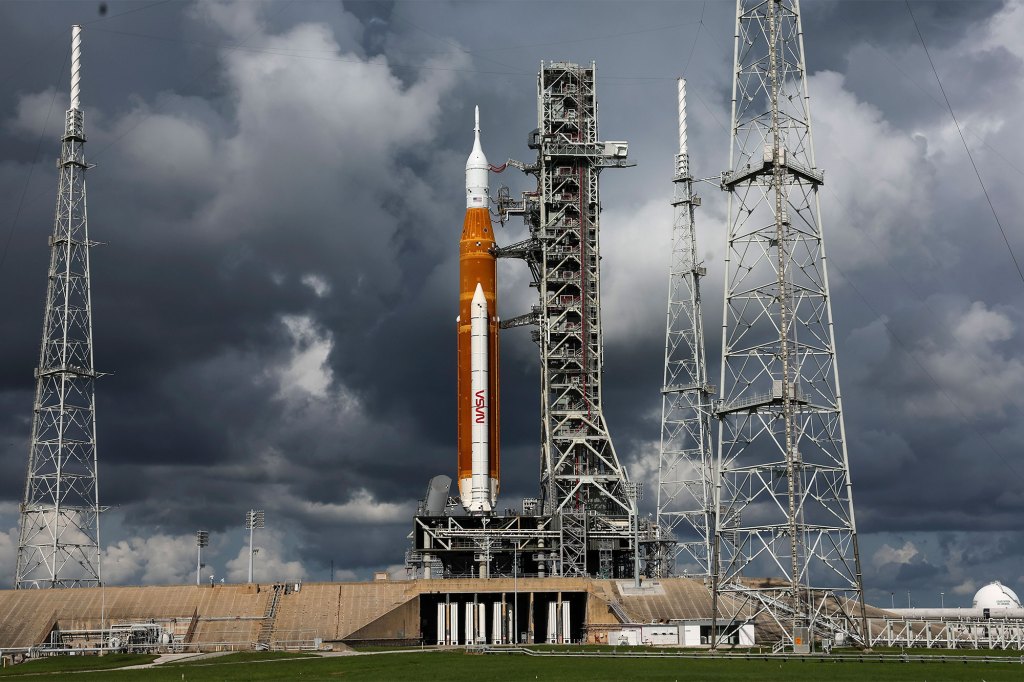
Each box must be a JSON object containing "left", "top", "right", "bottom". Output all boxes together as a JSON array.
[{"left": 0, "top": 0, "right": 1021, "bottom": 608}]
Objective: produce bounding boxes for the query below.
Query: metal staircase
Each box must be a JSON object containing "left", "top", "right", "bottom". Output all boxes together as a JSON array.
[{"left": 256, "top": 584, "right": 284, "bottom": 649}]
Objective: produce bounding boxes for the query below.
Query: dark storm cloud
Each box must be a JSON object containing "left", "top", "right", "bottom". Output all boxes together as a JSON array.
[
  {"left": 802, "top": 0, "right": 1007, "bottom": 70},
  {"left": 840, "top": 294, "right": 1024, "bottom": 534},
  {"left": 0, "top": 0, "right": 1021, "bottom": 601}
]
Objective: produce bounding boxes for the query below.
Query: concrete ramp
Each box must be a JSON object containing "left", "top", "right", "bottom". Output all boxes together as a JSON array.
[
  {"left": 343, "top": 596, "right": 420, "bottom": 644},
  {"left": 0, "top": 584, "right": 268, "bottom": 649},
  {"left": 271, "top": 581, "right": 415, "bottom": 645},
  {"left": 612, "top": 579, "right": 717, "bottom": 622}
]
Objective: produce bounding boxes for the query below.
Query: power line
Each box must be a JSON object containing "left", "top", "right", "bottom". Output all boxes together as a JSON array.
[
  {"left": 0, "top": 0, "right": 176, "bottom": 90},
  {"left": 89, "top": 1, "right": 298, "bottom": 161},
  {"left": 905, "top": 0, "right": 1024, "bottom": 290},
  {"left": 82, "top": 0, "right": 177, "bottom": 25},
  {"left": 88, "top": 19, "right": 716, "bottom": 84},
  {"left": 680, "top": 1, "right": 706, "bottom": 77},
  {"left": 0, "top": 46, "right": 69, "bottom": 273},
  {"left": 867, "top": 42, "right": 1024, "bottom": 180},
  {"left": 88, "top": 26, "right": 529, "bottom": 79},
  {"left": 482, "top": 19, "right": 703, "bottom": 54},
  {"left": 0, "top": 0, "right": 180, "bottom": 278}
]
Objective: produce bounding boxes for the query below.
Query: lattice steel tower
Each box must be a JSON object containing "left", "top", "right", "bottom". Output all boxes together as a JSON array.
[
  {"left": 654, "top": 79, "right": 714, "bottom": 579},
  {"left": 710, "top": 0, "right": 867, "bottom": 645},
  {"left": 15, "top": 25, "right": 103, "bottom": 589},
  {"left": 497, "top": 62, "right": 634, "bottom": 577}
]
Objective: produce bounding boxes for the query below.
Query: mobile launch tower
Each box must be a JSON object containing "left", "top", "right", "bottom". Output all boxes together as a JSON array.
[
  {"left": 15, "top": 26, "right": 103, "bottom": 589},
  {"left": 710, "top": 0, "right": 867, "bottom": 647},
  {"left": 497, "top": 61, "right": 635, "bottom": 578},
  {"left": 409, "top": 62, "right": 639, "bottom": 581}
]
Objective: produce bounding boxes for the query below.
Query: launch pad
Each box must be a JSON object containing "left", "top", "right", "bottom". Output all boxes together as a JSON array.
[{"left": 409, "top": 61, "right": 652, "bottom": 583}]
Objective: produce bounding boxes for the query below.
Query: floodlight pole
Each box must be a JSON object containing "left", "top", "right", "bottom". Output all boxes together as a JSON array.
[
  {"left": 245, "top": 510, "right": 265, "bottom": 583},
  {"left": 634, "top": 509, "right": 641, "bottom": 588},
  {"left": 513, "top": 545, "right": 518, "bottom": 644},
  {"left": 248, "top": 521, "right": 254, "bottom": 583},
  {"left": 196, "top": 530, "right": 209, "bottom": 587},
  {"left": 625, "top": 482, "right": 643, "bottom": 588}
]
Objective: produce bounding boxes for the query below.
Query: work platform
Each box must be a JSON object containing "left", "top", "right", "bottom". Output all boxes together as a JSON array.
[{"left": 409, "top": 512, "right": 642, "bottom": 580}]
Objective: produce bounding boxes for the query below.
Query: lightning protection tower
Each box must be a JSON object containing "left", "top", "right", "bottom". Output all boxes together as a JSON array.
[
  {"left": 710, "top": 0, "right": 867, "bottom": 647},
  {"left": 654, "top": 79, "right": 714, "bottom": 579},
  {"left": 15, "top": 25, "right": 103, "bottom": 589},
  {"left": 497, "top": 62, "right": 634, "bottom": 578}
]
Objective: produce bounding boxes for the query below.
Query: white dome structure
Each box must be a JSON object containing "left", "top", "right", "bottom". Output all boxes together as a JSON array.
[{"left": 972, "top": 581, "right": 1022, "bottom": 610}]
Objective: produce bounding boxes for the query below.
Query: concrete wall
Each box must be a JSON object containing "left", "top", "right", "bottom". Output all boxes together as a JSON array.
[{"left": 0, "top": 576, "right": 744, "bottom": 650}]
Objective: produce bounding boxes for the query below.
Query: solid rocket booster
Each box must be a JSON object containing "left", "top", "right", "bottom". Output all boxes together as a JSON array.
[
  {"left": 457, "top": 106, "right": 499, "bottom": 513},
  {"left": 469, "top": 284, "right": 490, "bottom": 508}
]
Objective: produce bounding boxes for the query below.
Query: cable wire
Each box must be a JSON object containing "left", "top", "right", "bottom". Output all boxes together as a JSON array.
[
  {"left": 0, "top": 46, "right": 69, "bottom": 273},
  {"left": 905, "top": 0, "right": 1024, "bottom": 290},
  {"left": 681, "top": 1, "right": 706, "bottom": 77}
]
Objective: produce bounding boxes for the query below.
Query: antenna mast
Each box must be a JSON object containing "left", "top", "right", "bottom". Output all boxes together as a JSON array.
[
  {"left": 15, "top": 25, "right": 103, "bottom": 589},
  {"left": 654, "top": 79, "right": 714, "bottom": 578}
]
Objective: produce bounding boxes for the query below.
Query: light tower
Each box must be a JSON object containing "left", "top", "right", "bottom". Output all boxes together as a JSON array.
[
  {"left": 654, "top": 79, "right": 714, "bottom": 579},
  {"left": 711, "top": 0, "right": 867, "bottom": 647},
  {"left": 497, "top": 62, "right": 634, "bottom": 577},
  {"left": 15, "top": 25, "right": 103, "bottom": 589},
  {"left": 245, "top": 509, "right": 265, "bottom": 583},
  {"left": 196, "top": 530, "right": 209, "bottom": 587}
]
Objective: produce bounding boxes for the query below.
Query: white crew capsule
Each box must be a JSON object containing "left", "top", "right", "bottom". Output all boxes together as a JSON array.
[{"left": 466, "top": 106, "right": 489, "bottom": 208}]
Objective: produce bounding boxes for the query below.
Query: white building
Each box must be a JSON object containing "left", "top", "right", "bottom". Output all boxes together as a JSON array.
[
  {"left": 889, "top": 581, "right": 1024, "bottom": 620},
  {"left": 610, "top": 620, "right": 755, "bottom": 647}
]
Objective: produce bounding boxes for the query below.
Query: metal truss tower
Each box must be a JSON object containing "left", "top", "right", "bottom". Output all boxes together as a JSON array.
[
  {"left": 497, "top": 62, "right": 634, "bottom": 578},
  {"left": 710, "top": 0, "right": 867, "bottom": 646},
  {"left": 653, "top": 79, "right": 714, "bottom": 579},
  {"left": 16, "top": 25, "right": 103, "bottom": 589}
]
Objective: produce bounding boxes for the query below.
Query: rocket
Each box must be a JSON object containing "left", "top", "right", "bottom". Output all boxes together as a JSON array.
[{"left": 457, "top": 107, "right": 499, "bottom": 514}]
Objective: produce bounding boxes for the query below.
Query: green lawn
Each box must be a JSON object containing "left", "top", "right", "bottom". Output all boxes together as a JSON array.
[
  {"left": 0, "top": 653, "right": 155, "bottom": 676},
  {"left": 3, "top": 650, "right": 1023, "bottom": 681},
  {"left": 168, "top": 651, "right": 319, "bottom": 665}
]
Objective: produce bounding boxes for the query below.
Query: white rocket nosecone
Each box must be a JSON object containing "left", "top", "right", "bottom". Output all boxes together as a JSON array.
[
  {"left": 468, "top": 283, "right": 491, "bottom": 512},
  {"left": 466, "top": 105, "right": 489, "bottom": 208}
]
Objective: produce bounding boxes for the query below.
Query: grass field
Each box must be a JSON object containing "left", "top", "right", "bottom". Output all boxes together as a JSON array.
[
  {"left": 0, "top": 653, "right": 156, "bottom": 676},
  {"left": 2, "top": 650, "right": 1023, "bottom": 681}
]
